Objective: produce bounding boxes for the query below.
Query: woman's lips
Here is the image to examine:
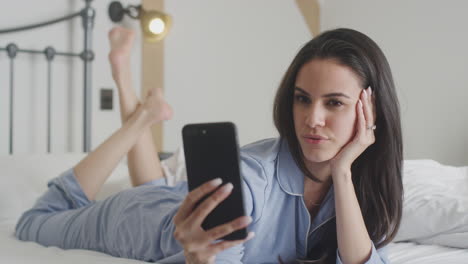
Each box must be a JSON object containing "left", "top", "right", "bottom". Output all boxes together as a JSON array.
[{"left": 303, "top": 135, "right": 329, "bottom": 144}]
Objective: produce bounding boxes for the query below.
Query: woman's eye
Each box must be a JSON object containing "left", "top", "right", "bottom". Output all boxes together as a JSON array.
[
  {"left": 327, "top": 100, "right": 343, "bottom": 107},
  {"left": 294, "top": 94, "right": 310, "bottom": 104}
]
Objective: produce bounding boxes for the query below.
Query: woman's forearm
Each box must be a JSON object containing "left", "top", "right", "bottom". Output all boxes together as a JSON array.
[{"left": 334, "top": 172, "right": 372, "bottom": 264}]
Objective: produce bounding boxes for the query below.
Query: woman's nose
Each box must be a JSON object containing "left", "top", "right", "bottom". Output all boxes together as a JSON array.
[{"left": 305, "top": 104, "right": 326, "bottom": 128}]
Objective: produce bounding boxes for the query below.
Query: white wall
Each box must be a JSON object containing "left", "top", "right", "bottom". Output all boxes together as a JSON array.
[
  {"left": 1, "top": 0, "right": 309, "bottom": 155},
  {"left": 321, "top": 0, "right": 468, "bottom": 166},
  {"left": 4, "top": 1, "right": 464, "bottom": 166},
  {"left": 0, "top": 0, "right": 142, "bottom": 154},
  {"left": 163, "top": 0, "right": 311, "bottom": 151}
]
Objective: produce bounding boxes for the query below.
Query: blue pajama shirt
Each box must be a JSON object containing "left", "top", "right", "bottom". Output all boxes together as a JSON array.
[{"left": 16, "top": 138, "right": 389, "bottom": 263}]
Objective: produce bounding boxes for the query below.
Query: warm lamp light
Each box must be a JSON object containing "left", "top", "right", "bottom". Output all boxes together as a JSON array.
[
  {"left": 149, "top": 18, "right": 164, "bottom": 34},
  {"left": 139, "top": 9, "right": 171, "bottom": 42},
  {"left": 108, "top": 1, "right": 171, "bottom": 42}
]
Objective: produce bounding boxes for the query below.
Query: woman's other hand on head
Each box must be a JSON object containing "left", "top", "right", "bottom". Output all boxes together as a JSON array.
[
  {"left": 330, "top": 87, "right": 377, "bottom": 178},
  {"left": 173, "top": 179, "right": 255, "bottom": 264}
]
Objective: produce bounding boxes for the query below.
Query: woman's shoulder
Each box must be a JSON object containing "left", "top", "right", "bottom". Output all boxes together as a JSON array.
[
  {"left": 240, "top": 137, "right": 281, "bottom": 163},
  {"left": 238, "top": 138, "right": 281, "bottom": 220},
  {"left": 239, "top": 138, "right": 281, "bottom": 183}
]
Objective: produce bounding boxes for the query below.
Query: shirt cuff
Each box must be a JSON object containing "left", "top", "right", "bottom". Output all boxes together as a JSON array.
[
  {"left": 336, "top": 242, "right": 386, "bottom": 264},
  {"left": 47, "top": 168, "right": 92, "bottom": 208}
]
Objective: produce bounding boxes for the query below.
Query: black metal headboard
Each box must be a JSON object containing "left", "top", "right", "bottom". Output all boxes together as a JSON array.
[{"left": 0, "top": 0, "right": 95, "bottom": 154}]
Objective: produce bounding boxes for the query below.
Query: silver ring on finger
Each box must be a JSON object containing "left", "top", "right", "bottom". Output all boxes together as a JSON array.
[{"left": 367, "top": 125, "right": 376, "bottom": 130}]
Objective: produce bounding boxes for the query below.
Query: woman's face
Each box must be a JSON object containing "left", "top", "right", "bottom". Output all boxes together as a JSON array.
[{"left": 293, "top": 58, "right": 363, "bottom": 164}]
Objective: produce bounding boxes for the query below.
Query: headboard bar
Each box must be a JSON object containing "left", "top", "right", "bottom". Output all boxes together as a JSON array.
[{"left": 0, "top": 0, "right": 95, "bottom": 154}]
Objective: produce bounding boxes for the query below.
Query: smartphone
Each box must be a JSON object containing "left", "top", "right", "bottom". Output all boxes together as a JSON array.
[{"left": 182, "top": 122, "right": 247, "bottom": 240}]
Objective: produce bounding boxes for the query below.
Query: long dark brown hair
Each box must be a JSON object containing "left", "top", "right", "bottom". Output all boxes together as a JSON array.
[{"left": 273, "top": 28, "right": 403, "bottom": 263}]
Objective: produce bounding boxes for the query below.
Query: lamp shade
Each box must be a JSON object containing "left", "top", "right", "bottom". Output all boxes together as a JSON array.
[{"left": 140, "top": 9, "right": 172, "bottom": 42}]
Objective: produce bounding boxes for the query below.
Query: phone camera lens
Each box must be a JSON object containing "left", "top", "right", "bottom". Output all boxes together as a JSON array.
[{"left": 202, "top": 129, "right": 207, "bottom": 134}]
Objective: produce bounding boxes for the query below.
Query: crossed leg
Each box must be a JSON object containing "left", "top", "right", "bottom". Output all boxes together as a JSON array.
[
  {"left": 108, "top": 26, "right": 166, "bottom": 188},
  {"left": 73, "top": 27, "right": 172, "bottom": 200}
]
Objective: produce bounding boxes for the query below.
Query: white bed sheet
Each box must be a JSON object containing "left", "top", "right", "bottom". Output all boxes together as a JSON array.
[
  {"left": 387, "top": 242, "right": 468, "bottom": 264},
  {"left": 0, "top": 219, "right": 145, "bottom": 264}
]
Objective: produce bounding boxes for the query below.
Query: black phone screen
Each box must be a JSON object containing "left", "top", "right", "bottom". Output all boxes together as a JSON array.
[{"left": 182, "top": 122, "right": 247, "bottom": 240}]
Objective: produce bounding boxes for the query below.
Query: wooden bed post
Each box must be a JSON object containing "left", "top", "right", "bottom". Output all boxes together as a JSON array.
[
  {"left": 295, "top": 0, "right": 321, "bottom": 37},
  {"left": 141, "top": 0, "right": 165, "bottom": 151}
]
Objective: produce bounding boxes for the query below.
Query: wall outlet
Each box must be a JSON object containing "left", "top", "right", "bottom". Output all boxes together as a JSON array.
[{"left": 100, "top": 88, "right": 113, "bottom": 110}]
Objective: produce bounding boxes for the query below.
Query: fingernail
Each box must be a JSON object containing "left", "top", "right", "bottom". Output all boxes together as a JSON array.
[
  {"left": 358, "top": 100, "right": 363, "bottom": 107},
  {"left": 242, "top": 216, "right": 253, "bottom": 225},
  {"left": 221, "top": 183, "right": 233, "bottom": 193},
  {"left": 210, "top": 178, "right": 223, "bottom": 186},
  {"left": 237, "top": 216, "right": 252, "bottom": 227},
  {"left": 368, "top": 86, "right": 373, "bottom": 95},
  {"left": 363, "top": 89, "right": 367, "bottom": 98}
]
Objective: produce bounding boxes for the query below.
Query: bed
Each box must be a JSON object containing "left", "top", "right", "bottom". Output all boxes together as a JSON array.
[
  {"left": 387, "top": 242, "right": 468, "bottom": 263},
  {"left": 2, "top": 2, "right": 468, "bottom": 262},
  {"left": 1, "top": 152, "right": 468, "bottom": 263}
]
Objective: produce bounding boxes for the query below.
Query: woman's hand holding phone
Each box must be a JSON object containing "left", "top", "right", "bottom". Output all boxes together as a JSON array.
[{"left": 173, "top": 178, "right": 255, "bottom": 264}]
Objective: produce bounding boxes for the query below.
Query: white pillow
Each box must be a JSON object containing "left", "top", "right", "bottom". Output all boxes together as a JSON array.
[
  {"left": 394, "top": 159, "right": 468, "bottom": 248},
  {"left": 161, "top": 146, "right": 187, "bottom": 186}
]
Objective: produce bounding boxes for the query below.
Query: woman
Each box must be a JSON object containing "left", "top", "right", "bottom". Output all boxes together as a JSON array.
[{"left": 16, "top": 27, "right": 402, "bottom": 263}]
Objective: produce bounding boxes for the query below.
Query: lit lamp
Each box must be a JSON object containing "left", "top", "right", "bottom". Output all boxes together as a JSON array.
[{"left": 108, "top": 1, "right": 171, "bottom": 42}]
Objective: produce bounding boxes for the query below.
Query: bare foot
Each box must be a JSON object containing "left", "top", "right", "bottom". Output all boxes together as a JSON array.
[
  {"left": 108, "top": 26, "right": 135, "bottom": 82},
  {"left": 108, "top": 26, "right": 139, "bottom": 121},
  {"left": 142, "top": 88, "right": 173, "bottom": 124}
]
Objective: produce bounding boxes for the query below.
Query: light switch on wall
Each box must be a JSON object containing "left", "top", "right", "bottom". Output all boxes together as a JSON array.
[{"left": 100, "top": 88, "right": 113, "bottom": 110}]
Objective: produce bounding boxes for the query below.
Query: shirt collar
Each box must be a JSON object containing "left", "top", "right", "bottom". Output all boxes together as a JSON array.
[
  {"left": 276, "top": 138, "right": 336, "bottom": 218},
  {"left": 276, "top": 139, "right": 305, "bottom": 196}
]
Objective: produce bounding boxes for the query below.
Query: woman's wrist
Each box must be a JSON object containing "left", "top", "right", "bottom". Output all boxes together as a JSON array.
[{"left": 331, "top": 167, "right": 352, "bottom": 183}]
